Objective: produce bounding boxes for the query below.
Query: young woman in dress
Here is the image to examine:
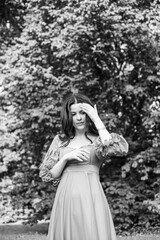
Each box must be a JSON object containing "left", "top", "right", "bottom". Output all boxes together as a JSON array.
[{"left": 39, "top": 93, "right": 128, "bottom": 240}]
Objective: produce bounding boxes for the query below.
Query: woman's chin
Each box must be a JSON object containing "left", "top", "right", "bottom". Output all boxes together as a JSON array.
[{"left": 75, "top": 125, "right": 87, "bottom": 132}]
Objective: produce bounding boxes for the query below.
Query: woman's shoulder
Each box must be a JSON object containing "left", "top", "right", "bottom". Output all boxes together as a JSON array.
[
  {"left": 53, "top": 134, "right": 63, "bottom": 144},
  {"left": 49, "top": 134, "right": 63, "bottom": 148},
  {"left": 56, "top": 133, "right": 68, "bottom": 147}
]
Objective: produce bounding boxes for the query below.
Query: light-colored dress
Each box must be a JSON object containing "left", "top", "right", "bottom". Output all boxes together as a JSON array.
[{"left": 39, "top": 133, "right": 128, "bottom": 240}]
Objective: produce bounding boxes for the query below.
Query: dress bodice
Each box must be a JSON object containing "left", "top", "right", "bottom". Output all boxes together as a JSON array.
[
  {"left": 59, "top": 144, "right": 102, "bottom": 169},
  {"left": 39, "top": 133, "right": 129, "bottom": 185}
]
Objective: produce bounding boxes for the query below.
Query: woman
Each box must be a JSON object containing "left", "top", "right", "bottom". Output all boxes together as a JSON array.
[{"left": 39, "top": 93, "right": 128, "bottom": 240}]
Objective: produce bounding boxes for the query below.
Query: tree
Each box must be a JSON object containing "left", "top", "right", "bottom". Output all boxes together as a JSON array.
[{"left": 0, "top": 0, "right": 160, "bottom": 233}]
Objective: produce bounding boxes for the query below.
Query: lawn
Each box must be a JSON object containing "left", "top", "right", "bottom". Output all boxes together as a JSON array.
[
  {"left": 0, "top": 223, "right": 159, "bottom": 240},
  {"left": 0, "top": 234, "right": 160, "bottom": 240}
]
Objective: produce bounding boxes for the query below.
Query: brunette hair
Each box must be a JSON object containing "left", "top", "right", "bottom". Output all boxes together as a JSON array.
[{"left": 59, "top": 93, "right": 98, "bottom": 145}]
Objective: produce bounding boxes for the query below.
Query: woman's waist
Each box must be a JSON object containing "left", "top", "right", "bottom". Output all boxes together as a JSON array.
[{"left": 63, "top": 164, "right": 99, "bottom": 174}]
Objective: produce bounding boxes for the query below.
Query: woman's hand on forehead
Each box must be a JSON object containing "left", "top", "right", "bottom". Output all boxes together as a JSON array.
[{"left": 80, "top": 103, "right": 99, "bottom": 122}]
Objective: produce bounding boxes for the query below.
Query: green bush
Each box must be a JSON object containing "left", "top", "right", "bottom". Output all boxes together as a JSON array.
[{"left": 0, "top": 0, "right": 160, "bottom": 233}]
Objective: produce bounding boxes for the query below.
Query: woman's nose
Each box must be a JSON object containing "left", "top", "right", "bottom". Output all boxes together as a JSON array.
[{"left": 77, "top": 113, "right": 82, "bottom": 120}]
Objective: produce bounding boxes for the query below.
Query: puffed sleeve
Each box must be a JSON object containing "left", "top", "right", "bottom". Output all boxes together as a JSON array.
[
  {"left": 39, "top": 134, "right": 61, "bottom": 186},
  {"left": 94, "top": 133, "right": 129, "bottom": 160}
]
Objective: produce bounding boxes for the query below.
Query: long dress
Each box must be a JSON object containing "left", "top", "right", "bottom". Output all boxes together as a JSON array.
[{"left": 39, "top": 133, "right": 128, "bottom": 240}]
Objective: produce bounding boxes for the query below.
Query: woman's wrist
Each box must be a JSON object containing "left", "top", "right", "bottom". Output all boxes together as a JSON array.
[
  {"left": 94, "top": 118, "right": 112, "bottom": 141},
  {"left": 60, "top": 156, "right": 68, "bottom": 164},
  {"left": 94, "top": 118, "right": 106, "bottom": 130}
]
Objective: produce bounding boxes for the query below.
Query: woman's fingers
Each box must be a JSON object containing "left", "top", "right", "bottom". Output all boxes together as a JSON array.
[
  {"left": 65, "top": 148, "right": 90, "bottom": 162},
  {"left": 80, "top": 103, "right": 91, "bottom": 112},
  {"left": 80, "top": 103, "right": 99, "bottom": 122},
  {"left": 74, "top": 149, "right": 90, "bottom": 162},
  {"left": 77, "top": 149, "right": 89, "bottom": 161}
]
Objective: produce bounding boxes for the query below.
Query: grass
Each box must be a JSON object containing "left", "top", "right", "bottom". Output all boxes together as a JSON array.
[
  {"left": 0, "top": 233, "right": 160, "bottom": 240},
  {"left": 118, "top": 235, "right": 160, "bottom": 240},
  {"left": 0, "top": 223, "right": 159, "bottom": 240},
  {"left": 0, "top": 234, "right": 45, "bottom": 240},
  {"left": 0, "top": 223, "right": 48, "bottom": 240}
]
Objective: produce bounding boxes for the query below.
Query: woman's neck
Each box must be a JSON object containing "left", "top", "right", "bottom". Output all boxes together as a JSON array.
[
  {"left": 68, "top": 132, "right": 95, "bottom": 148},
  {"left": 75, "top": 128, "right": 87, "bottom": 136}
]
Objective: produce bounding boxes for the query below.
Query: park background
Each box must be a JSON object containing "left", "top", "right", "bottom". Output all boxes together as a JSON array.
[{"left": 0, "top": 0, "right": 160, "bottom": 238}]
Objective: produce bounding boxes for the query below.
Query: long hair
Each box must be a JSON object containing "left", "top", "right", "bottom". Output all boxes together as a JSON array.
[{"left": 59, "top": 93, "right": 98, "bottom": 145}]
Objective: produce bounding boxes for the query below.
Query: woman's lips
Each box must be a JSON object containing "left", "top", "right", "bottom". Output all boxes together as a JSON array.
[{"left": 76, "top": 122, "right": 84, "bottom": 126}]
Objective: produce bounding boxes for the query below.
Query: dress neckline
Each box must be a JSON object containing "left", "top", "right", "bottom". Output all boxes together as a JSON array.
[{"left": 66, "top": 137, "right": 98, "bottom": 150}]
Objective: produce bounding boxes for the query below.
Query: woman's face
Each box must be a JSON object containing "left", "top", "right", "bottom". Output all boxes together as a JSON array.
[{"left": 70, "top": 103, "right": 87, "bottom": 132}]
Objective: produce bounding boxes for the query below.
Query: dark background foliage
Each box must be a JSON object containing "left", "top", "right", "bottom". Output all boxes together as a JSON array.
[{"left": 0, "top": 0, "right": 160, "bottom": 234}]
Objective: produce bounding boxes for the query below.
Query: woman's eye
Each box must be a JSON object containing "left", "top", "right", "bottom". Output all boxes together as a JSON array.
[{"left": 80, "top": 111, "right": 85, "bottom": 114}]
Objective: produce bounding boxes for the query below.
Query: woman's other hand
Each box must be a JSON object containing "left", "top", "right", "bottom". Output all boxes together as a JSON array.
[{"left": 62, "top": 148, "right": 90, "bottom": 163}]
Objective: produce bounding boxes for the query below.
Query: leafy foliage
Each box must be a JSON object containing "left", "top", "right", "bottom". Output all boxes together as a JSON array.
[{"left": 0, "top": 0, "right": 160, "bottom": 234}]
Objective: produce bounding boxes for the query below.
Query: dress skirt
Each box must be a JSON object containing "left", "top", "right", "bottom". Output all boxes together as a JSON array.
[{"left": 47, "top": 165, "right": 117, "bottom": 240}]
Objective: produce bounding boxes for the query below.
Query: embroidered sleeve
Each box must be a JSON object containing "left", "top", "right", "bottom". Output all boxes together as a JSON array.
[
  {"left": 94, "top": 133, "right": 129, "bottom": 160},
  {"left": 39, "top": 135, "right": 61, "bottom": 186}
]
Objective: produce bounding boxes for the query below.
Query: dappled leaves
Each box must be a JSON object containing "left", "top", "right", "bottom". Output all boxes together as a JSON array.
[{"left": 0, "top": 0, "right": 160, "bottom": 233}]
